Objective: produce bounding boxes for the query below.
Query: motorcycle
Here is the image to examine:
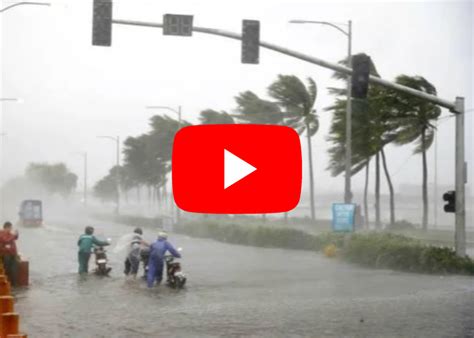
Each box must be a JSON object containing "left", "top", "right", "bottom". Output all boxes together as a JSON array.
[
  {"left": 94, "top": 246, "right": 112, "bottom": 276},
  {"left": 164, "top": 248, "right": 186, "bottom": 288}
]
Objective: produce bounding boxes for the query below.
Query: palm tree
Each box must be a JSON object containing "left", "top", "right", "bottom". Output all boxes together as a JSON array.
[
  {"left": 390, "top": 75, "right": 441, "bottom": 230},
  {"left": 234, "top": 91, "right": 283, "bottom": 124},
  {"left": 199, "top": 109, "right": 235, "bottom": 124},
  {"left": 268, "top": 75, "right": 319, "bottom": 222},
  {"left": 233, "top": 91, "right": 284, "bottom": 222},
  {"left": 326, "top": 55, "right": 400, "bottom": 229}
]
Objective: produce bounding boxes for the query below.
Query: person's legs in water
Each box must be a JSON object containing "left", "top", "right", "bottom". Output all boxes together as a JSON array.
[
  {"left": 130, "top": 255, "right": 140, "bottom": 277},
  {"left": 3, "top": 255, "right": 17, "bottom": 286},
  {"left": 155, "top": 260, "right": 164, "bottom": 285},
  {"left": 78, "top": 252, "right": 91, "bottom": 274},
  {"left": 124, "top": 257, "right": 131, "bottom": 275},
  {"left": 140, "top": 250, "right": 150, "bottom": 279},
  {"left": 146, "top": 256, "right": 157, "bottom": 288}
]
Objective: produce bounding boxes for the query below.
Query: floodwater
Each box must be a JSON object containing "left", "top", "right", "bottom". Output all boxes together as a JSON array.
[{"left": 12, "top": 217, "right": 474, "bottom": 337}]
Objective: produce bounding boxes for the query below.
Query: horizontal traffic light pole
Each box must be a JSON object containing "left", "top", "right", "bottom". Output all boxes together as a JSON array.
[{"left": 112, "top": 19, "right": 458, "bottom": 112}]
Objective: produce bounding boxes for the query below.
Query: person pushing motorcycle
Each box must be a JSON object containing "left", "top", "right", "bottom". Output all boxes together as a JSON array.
[
  {"left": 77, "top": 226, "right": 110, "bottom": 274},
  {"left": 147, "top": 231, "right": 181, "bottom": 288},
  {"left": 124, "top": 227, "right": 148, "bottom": 278}
]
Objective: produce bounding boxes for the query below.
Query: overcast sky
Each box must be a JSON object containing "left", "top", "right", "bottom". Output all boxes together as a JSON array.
[{"left": 0, "top": 0, "right": 472, "bottom": 199}]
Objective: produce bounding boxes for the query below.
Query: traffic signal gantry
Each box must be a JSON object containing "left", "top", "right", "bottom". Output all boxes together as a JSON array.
[{"left": 91, "top": 0, "right": 468, "bottom": 256}]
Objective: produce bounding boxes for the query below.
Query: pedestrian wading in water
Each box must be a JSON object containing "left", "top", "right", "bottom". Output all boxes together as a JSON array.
[{"left": 77, "top": 226, "right": 110, "bottom": 274}]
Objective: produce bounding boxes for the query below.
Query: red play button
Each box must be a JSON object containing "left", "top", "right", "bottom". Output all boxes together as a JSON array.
[{"left": 172, "top": 124, "right": 302, "bottom": 214}]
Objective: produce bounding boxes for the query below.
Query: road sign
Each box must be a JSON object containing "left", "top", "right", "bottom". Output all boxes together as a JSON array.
[
  {"left": 163, "top": 14, "right": 193, "bottom": 36},
  {"left": 332, "top": 203, "right": 355, "bottom": 232}
]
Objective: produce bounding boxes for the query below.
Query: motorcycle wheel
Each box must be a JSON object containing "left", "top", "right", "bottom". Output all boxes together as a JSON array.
[{"left": 175, "top": 276, "right": 186, "bottom": 289}]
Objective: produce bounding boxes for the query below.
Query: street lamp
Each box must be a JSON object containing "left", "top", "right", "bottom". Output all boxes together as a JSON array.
[
  {"left": 0, "top": 98, "right": 21, "bottom": 220},
  {"left": 98, "top": 136, "right": 120, "bottom": 215},
  {"left": 289, "top": 19, "right": 353, "bottom": 204},
  {"left": 146, "top": 105, "right": 182, "bottom": 223},
  {"left": 73, "top": 152, "right": 88, "bottom": 207},
  {"left": 0, "top": 2, "right": 50, "bottom": 13},
  {"left": 145, "top": 105, "right": 182, "bottom": 126}
]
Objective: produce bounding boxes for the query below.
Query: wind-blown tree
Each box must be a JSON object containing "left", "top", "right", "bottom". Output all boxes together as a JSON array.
[
  {"left": 233, "top": 90, "right": 284, "bottom": 222},
  {"left": 94, "top": 169, "right": 117, "bottom": 203},
  {"left": 233, "top": 91, "right": 283, "bottom": 124},
  {"left": 390, "top": 75, "right": 441, "bottom": 231},
  {"left": 26, "top": 162, "right": 77, "bottom": 198},
  {"left": 199, "top": 109, "right": 235, "bottom": 124},
  {"left": 123, "top": 135, "right": 150, "bottom": 201},
  {"left": 267, "top": 75, "right": 319, "bottom": 221},
  {"left": 326, "top": 55, "right": 399, "bottom": 228}
]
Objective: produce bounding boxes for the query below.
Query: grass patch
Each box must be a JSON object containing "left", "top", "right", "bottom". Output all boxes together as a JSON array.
[{"left": 100, "top": 214, "right": 474, "bottom": 276}]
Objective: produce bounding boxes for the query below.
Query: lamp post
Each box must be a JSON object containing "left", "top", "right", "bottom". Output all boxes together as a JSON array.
[
  {"left": 289, "top": 20, "right": 353, "bottom": 204},
  {"left": 98, "top": 136, "right": 120, "bottom": 215},
  {"left": 73, "top": 152, "right": 88, "bottom": 207},
  {"left": 146, "top": 105, "right": 182, "bottom": 223},
  {"left": 0, "top": 2, "right": 50, "bottom": 13},
  {"left": 0, "top": 98, "right": 21, "bottom": 220}
]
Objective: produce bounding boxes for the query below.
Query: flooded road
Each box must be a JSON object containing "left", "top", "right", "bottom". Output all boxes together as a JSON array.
[{"left": 13, "top": 217, "right": 474, "bottom": 337}]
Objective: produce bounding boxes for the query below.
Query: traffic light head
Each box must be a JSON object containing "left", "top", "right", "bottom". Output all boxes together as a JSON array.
[
  {"left": 241, "top": 20, "right": 260, "bottom": 64},
  {"left": 443, "top": 190, "right": 456, "bottom": 213},
  {"left": 92, "top": 0, "right": 113, "bottom": 46},
  {"left": 351, "top": 54, "right": 371, "bottom": 99}
]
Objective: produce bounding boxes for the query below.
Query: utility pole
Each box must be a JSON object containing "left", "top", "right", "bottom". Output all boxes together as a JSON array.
[
  {"left": 98, "top": 136, "right": 120, "bottom": 215},
  {"left": 83, "top": 152, "right": 88, "bottom": 207}
]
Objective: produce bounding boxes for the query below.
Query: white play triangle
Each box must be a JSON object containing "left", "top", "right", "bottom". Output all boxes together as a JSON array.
[{"left": 224, "top": 149, "right": 257, "bottom": 189}]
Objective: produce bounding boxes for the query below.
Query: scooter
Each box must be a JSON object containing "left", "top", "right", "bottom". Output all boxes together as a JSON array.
[
  {"left": 94, "top": 246, "right": 112, "bottom": 276},
  {"left": 164, "top": 248, "right": 186, "bottom": 289}
]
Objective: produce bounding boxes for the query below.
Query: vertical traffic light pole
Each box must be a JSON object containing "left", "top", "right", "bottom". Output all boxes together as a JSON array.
[{"left": 454, "top": 97, "right": 465, "bottom": 256}]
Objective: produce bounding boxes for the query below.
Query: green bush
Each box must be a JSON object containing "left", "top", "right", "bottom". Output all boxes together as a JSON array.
[{"left": 106, "top": 215, "right": 474, "bottom": 276}]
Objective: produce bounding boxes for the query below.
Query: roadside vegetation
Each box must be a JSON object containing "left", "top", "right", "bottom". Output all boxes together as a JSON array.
[
  {"left": 105, "top": 215, "right": 474, "bottom": 276},
  {"left": 94, "top": 56, "right": 444, "bottom": 230}
]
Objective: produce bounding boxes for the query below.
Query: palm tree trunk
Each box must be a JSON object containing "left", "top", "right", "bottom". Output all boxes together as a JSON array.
[
  {"left": 136, "top": 185, "right": 141, "bottom": 203},
  {"left": 375, "top": 152, "right": 381, "bottom": 229},
  {"left": 306, "top": 122, "right": 316, "bottom": 222},
  {"left": 381, "top": 148, "right": 395, "bottom": 227},
  {"left": 364, "top": 159, "right": 370, "bottom": 229},
  {"left": 421, "top": 129, "right": 428, "bottom": 231}
]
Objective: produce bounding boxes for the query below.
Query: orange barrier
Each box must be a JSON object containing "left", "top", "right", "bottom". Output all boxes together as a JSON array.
[
  {"left": 17, "top": 262, "right": 28, "bottom": 288},
  {"left": 0, "top": 260, "right": 27, "bottom": 338},
  {"left": 0, "top": 280, "right": 11, "bottom": 297},
  {"left": 0, "top": 296, "right": 14, "bottom": 314},
  {"left": 1, "top": 313, "right": 19, "bottom": 337}
]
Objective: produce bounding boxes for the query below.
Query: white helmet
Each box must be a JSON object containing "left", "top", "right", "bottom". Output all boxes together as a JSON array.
[{"left": 158, "top": 231, "right": 168, "bottom": 240}]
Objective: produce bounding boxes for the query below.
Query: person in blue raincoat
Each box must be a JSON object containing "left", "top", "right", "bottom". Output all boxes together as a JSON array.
[{"left": 147, "top": 232, "right": 181, "bottom": 288}]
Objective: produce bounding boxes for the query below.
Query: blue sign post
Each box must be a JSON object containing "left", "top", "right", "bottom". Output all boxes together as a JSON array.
[{"left": 332, "top": 203, "right": 356, "bottom": 232}]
